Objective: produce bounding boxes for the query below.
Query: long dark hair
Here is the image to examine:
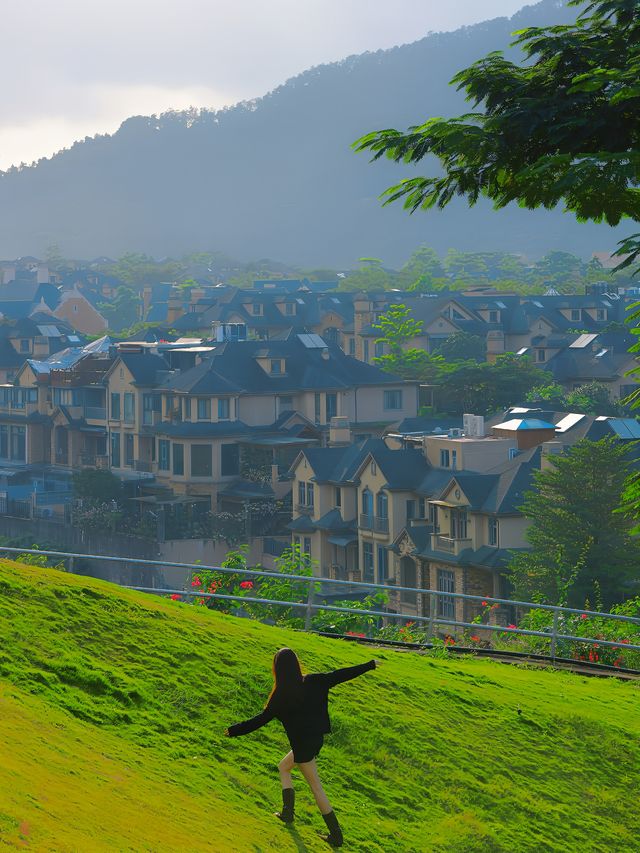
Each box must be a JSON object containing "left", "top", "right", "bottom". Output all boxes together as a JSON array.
[{"left": 267, "top": 647, "right": 303, "bottom": 707}]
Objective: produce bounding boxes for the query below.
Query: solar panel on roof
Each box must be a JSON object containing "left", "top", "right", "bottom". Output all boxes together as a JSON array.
[
  {"left": 37, "top": 324, "right": 60, "bottom": 336},
  {"left": 555, "top": 413, "right": 585, "bottom": 432},
  {"left": 610, "top": 419, "right": 640, "bottom": 439},
  {"left": 569, "top": 334, "right": 598, "bottom": 349},
  {"left": 496, "top": 301, "right": 507, "bottom": 309},
  {"left": 297, "top": 333, "right": 327, "bottom": 348},
  {"left": 533, "top": 301, "right": 543, "bottom": 307}
]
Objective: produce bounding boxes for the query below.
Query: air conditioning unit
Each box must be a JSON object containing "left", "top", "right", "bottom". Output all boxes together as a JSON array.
[{"left": 448, "top": 428, "right": 464, "bottom": 438}]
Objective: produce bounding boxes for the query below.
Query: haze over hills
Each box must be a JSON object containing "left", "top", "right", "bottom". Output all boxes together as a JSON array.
[{"left": 0, "top": 0, "right": 628, "bottom": 267}]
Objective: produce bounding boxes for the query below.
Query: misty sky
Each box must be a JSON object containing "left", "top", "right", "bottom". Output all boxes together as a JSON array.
[{"left": 1, "top": 0, "right": 528, "bottom": 171}]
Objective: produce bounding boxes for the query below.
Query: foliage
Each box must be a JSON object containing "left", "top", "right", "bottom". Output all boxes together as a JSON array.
[
  {"left": 105, "top": 253, "right": 186, "bottom": 289},
  {"left": 337, "top": 258, "right": 395, "bottom": 291},
  {"left": 437, "top": 354, "right": 548, "bottom": 416},
  {"left": 433, "top": 331, "right": 485, "bottom": 363},
  {"left": 2, "top": 560, "right": 640, "bottom": 851},
  {"left": 372, "top": 304, "right": 445, "bottom": 381},
  {"left": 508, "top": 438, "right": 640, "bottom": 608},
  {"left": 98, "top": 285, "right": 142, "bottom": 331},
  {"left": 527, "top": 380, "right": 626, "bottom": 415},
  {"left": 355, "top": 0, "right": 640, "bottom": 265},
  {"left": 310, "top": 593, "right": 389, "bottom": 636},
  {"left": 72, "top": 469, "right": 123, "bottom": 503}
]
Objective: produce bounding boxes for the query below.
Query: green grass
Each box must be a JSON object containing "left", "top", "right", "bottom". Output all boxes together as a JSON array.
[{"left": 0, "top": 561, "right": 639, "bottom": 852}]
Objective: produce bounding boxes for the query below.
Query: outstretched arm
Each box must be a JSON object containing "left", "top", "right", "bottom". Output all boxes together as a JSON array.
[
  {"left": 324, "top": 659, "right": 377, "bottom": 689},
  {"left": 226, "top": 706, "right": 276, "bottom": 738}
]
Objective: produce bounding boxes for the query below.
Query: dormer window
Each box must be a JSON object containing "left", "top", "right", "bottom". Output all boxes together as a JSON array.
[
  {"left": 571, "top": 309, "right": 581, "bottom": 321},
  {"left": 489, "top": 310, "right": 499, "bottom": 323},
  {"left": 271, "top": 359, "right": 283, "bottom": 375},
  {"left": 285, "top": 302, "right": 295, "bottom": 315},
  {"left": 251, "top": 303, "right": 263, "bottom": 315}
]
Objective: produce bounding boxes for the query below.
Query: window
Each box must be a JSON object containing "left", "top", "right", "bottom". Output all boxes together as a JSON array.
[
  {"left": 0, "top": 425, "right": 7, "bottom": 458},
  {"left": 125, "top": 433, "right": 134, "bottom": 467},
  {"left": 440, "top": 448, "right": 450, "bottom": 468},
  {"left": 374, "top": 341, "right": 384, "bottom": 357},
  {"left": 110, "top": 431, "right": 121, "bottom": 468},
  {"left": 183, "top": 397, "right": 191, "bottom": 421},
  {"left": 383, "top": 389, "right": 402, "bottom": 410},
  {"left": 361, "top": 488, "right": 373, "bottom": 518},
  {"left": 306, "top": 483, "right": 314, "bottom": 509},
  {"left": 597, "top": 308, "right": 606, "bottom": 321},
  {"left": 376, "top": 491, "right": 388, "bottom": 519},
  {"left": 489, "top": 310, "right": 498, "bottom": 323},
  {"left": 218, "top": 398, "right": 230, "bottom": 420},
  {"left": 277, "top": 395, "right": 293, "bottom": 414},
  {"left": 428, "top": 502, "right": 439, "bottom": 531},
  {"left": 165, "top": 395, "right": 174, "bottom": 416},
  {"left": 172, "top": 443, "right": 184, "bottom": 475},
  {"left": 400, "top": 557, "right": 417, "bottom": 604},
  {"left": 363, "top": 542, "right": 374, "bottom": 582},
  {"left": 271, "top": 359, "right": 282, "bottom": 375},
  {"left": 19, "top": 339, "right": 30, "bottom": 353},
  {"left": 348, "top": 338, "right": 356, "bottom": 356},
  {"left": 251, "top": 303, "right": 263, "bottom": 315},
  {"left": 451, "top": 449, "right": 457, "bottom": 470},
  {"left": 418, "top": 497, "right": 426, "bottom": 519},
  {"left": 143, "top": 393, "right": 161, "bottom": 425},
  {"left": 158, "top": 439, "right": 170, "bottom": 471},
  {"left": 537, "top": 349, "right": 545, "bottom": 362},
  {"left": 335, "top": 487, "right": 342, "bottom": 508},
  {"left": 123, "top": 392, "right": 134, "bottom": 423},
  {"left": 406, "top": 499, "right": 416, "bottom": 521},
  {"left": 298, "top": 480, "right": 306, "bottom": 507},
  {"left": 488, "top": 517, "right": 499, "bottom": 547},
  {"left": 191, "top": 444, "right": 212, "bottom": 477},
  {"left": 571, "top": 309, "right": 581, "bottom": 322},
  {"left": 10, "top": 426, "right": 25, "bottom": 462},
  {"left": 314, "top": 393, "right": 321, "bottom": 424},
  {"left": 451, "top": 508, "right": 468, "bottom": 539},
  {"left": 53, "top": 388, "right": 77, "bottom": 407},
  {"left": 437, "top": 569, "right": 456, "bottom": 619},
  {"left": 221, "top": 443, "right": 240, "bottom": 476},
  {"left": 303, "top": 537, "right": 312, "bottom": 555},
  {"left": 377, "top": 546, "right": 388, "bottom": 582},
  {"left": 110, "top": 392, "right": 121, "bottom": 420},
  {"left": 196, "top": 398, "right": 211, "bottom": 420},
  {"left": 285, "top": 302, "right": 295, "bottom": 315},
  {"left": 363, "top": 339, "right": 369, "bottom": 361},
  {"left": 325, "top": 393, "right": 337, "bottom": 421}
]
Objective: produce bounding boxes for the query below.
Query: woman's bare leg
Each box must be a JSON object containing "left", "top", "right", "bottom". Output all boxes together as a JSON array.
[
  {"left": 298, "top": 758, "right": 332, "bottom": 815},
  {"left": 278, "top": 751, "right": 295, "bottom": 789}
]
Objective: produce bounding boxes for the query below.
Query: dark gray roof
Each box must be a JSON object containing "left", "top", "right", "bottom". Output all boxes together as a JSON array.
[{"left": 119, "top": 353, "right": 170, "bottom": 385}]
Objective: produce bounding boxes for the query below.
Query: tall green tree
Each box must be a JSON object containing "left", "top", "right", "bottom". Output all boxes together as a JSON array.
[
  {"left": 509, "top": 438, "right": 640, "bottom": 609},
  {"left": 373, "top": 304, "right": 445, "bottom": 381}
]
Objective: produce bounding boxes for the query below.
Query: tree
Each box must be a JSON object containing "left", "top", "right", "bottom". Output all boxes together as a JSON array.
[
  {"left": 355, "top": 0, "right": 640, "bottom": 262},
  {"left": 509, "top": 438, "right": 640, "bottom": 609},
  {"left": 434, "top": 332, "right": 485, "bottom": 363},
  {"left": 527, "top": 380, "right": 625, "bottom": 415},
  {"left": 338, "top": 258, "right": 395, "bottom": 291},
  {"left": 99, "top": 286, "right": 142, "bottom": 331},
  {"left": 372, "top": 304, "right": 445, "bottom": 381}
]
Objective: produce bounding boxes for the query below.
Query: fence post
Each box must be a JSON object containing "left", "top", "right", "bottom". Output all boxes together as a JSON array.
[
  {"left": 550, "top": 608, "right": 560, "bottom": 660},
  {"left": 68, "top": 556, "right": 75, "bottom": 574},
  {"left": 426, "top": 592, "right": 437, "bottom": 640},
  {"left": 304, "top": 579, "right": 315, "bottom": 631}
]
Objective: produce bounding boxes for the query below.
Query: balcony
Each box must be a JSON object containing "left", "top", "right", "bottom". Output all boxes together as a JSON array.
[
  {"left": 295, "top": 504, "right": 314, "bottom": 516},
  {"left": 373, "top": 516, "right": 389, "bottom": 534},
  {"left": 80, "top": 453, "right": 109, "bottom": 469},
  {"left": 359, "top": 514, "right": 373, "bottom": 529},
  {"left": 84, "top": 406, "right": 107, "bottom": 421},
  {"left": 432, "top": 534, "right": 473, "bottom": 556},
  {"left": 134, "top": 460, "right": 153, "bottom": 473}
]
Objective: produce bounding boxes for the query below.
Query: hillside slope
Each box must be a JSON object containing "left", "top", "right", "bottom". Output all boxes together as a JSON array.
[
  {"left": 0, "top": 561, "right": 639, "bottom": 852},
  {"left": 0, "top": 0, "right": 628, "bottom": 266}
]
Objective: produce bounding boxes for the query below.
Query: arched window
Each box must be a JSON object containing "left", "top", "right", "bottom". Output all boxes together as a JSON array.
[
  {"left": 376, "top": 491, "right": 388, "bottom": 519},
  {"left": 361, "top": 488, "right": 373, "bottom": 518}
]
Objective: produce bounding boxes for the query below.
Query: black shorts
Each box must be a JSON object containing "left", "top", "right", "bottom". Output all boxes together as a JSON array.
[{"left": 291, "top": 735, "right": 324, "bottom": 764}]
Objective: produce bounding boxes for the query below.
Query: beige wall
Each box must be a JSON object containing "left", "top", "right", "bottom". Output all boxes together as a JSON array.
[{"left": 424, "top": 435, "right": 516, "bottom": 473}]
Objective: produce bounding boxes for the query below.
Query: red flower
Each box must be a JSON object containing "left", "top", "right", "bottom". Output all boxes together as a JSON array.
[
  {"left": 346, "top": 631, "right": 366, "bottom": 638},
  {"left": 470, "top": 635, "right": 480, "bottom": 642},
  {"left": 481, "top": 601, "right": 488, "bottom": 607},
  {"left": 580, "top": 614, "right": 588, "bottom": 619},
  {"left": 170, "top": 593, "right": 181, "bottom": 601},
  {"left": 239, "top": 580, "right": 254, "bottom": 589}
]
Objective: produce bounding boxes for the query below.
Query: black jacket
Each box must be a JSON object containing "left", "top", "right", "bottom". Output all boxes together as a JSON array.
[{"left": 227, "top": 660, "right": 375, "bottom": 744}]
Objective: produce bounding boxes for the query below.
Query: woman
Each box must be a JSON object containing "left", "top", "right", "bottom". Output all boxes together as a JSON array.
[{"left": 226, "top": 647, "right": 379, "bottom": 848}]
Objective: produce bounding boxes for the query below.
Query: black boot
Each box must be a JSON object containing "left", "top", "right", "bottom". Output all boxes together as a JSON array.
[
  {"left": 276, "top": 788, "right": 295, "bottom": 824},
  {"left": 322, "top": 811, "right": 343, "bottom": 847}
]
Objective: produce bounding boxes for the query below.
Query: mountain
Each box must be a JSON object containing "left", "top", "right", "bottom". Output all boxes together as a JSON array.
[{"left": 0, "top": 0, "right": 628, "bottom": 267}]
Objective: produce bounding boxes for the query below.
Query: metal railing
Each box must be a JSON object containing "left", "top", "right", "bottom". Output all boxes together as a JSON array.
[{"left": 0, "top": 546, "right": 639, "bottom": 666}]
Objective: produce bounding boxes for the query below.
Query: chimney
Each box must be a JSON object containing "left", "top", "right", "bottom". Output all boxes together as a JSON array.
[
  {"left": 329, "top": 416, "right": 351, "bottom": 446},
  {"left": 541, "top": 441, "right": 563, "bottom": 471}
]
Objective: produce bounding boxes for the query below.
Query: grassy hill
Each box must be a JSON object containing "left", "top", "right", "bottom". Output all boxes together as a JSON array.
[{"left": 0, "top": 561, "right": 639, "bottom": 852}]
